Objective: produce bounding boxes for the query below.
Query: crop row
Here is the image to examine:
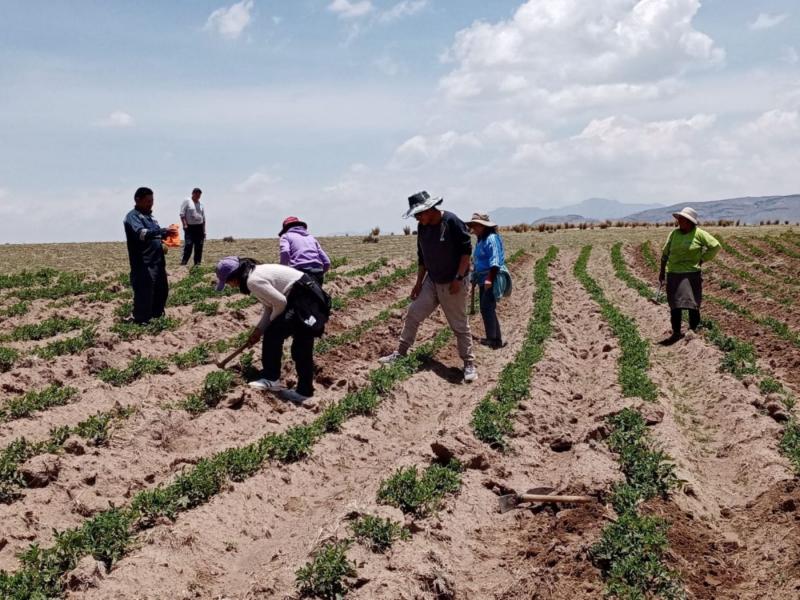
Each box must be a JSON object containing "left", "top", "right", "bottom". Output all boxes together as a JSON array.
[
  {"left": 0, "top": 405, "right": 133, "bottom": 504},
  {"left": 591, "top": 408, "right": 683, "bottom": 598},
  {"left": 639, "top": 240, "right": 799, "bottom": 347},
  {"left": 0, "top": 327, "right": 453, "bottom": 597},
  {"left": 471, "top": 247, "right": 556, "bottom": 448},
  {"left": 575, "top": 245, "right": 657, "bottom": 401},
  {"left": 612, "top": 244, "right": 800, "bottom": 473}
]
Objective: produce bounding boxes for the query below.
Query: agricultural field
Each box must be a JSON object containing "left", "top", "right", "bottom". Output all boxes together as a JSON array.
[{"left": 0, "top": 225, "right": 799, "bottom": 599}]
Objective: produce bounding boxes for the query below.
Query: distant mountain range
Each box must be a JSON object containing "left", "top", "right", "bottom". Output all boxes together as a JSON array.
[
  {"left": 491, "top": 195, "right": 800, "bottom": 225},
  {"left": 623, "top": 195, "right": 800, "bottom": 224},
  {"left": 492, "top": 198, "right": 663, "bottom": 225}
]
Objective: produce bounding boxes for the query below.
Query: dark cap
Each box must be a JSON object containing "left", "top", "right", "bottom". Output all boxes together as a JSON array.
[{"left": 192, "top": 188, "right": 202, "bottom": 194}]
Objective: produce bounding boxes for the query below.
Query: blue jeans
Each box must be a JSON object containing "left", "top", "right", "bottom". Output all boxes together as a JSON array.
[{"left": 479, "top": 286, "right": 501, "bottom": 342}]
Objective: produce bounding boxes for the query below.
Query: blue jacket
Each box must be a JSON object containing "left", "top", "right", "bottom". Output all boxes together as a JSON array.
[
  {"left": 471, "top": 232, "right": 512, "bottom": 300},
  {"left": 124, "top": 209, "right": 168, "bottom": 269}
]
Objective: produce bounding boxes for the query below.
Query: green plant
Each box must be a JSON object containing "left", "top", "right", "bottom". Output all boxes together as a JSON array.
[
  {"left": 1, "top": 301, "right": 30, "bottom": 317},
  {"left": 0, "top": 347, "right": 19, "bottom": 373},
  {"left": 327, "top": 257, "right": 388, "bottom": 281},
  {"left": 99, "top": 355, "right": 168, "bottom": 386},
  {"left": 228, "top": 295, "right": 259, "bottom": 311},
  {"left": 13, "top": 272, "right": 108, "bottom": 301},
  {"left": 0, "top": 328, "right": 454, "bottom": 598},
  {"left": 590, "top": 408, "right": 683, "bottom": 598},
  {"left": 0, "top": 268, "right": 59, "bottom": 290},
  {"left": 3, "top": 316, "right": 88, "bottom": 342},
  {"left": 349, "top": 515, "right": 409, "bottom": 552},
  {"left": 640, "top": 240, "right": 659, "bottom": 272},
  {"left": 376, "top": 459, "right": 462, "bottom": 516},
  {"left": 759, "top": 377, "right": 783, "bottom": 396},
  {"left": 577, "top": 246, "right": 656, "bottom": 401},
  {"left": 780, "top": 419, "right": 800, "bottom": 472},
  {"left": 591, "top": 512, "right": 684, "bottom": 600},
  {"left": 181, "top": 370, "right": 235, "bottom": 414},
  {"left": 192, "top": 301, "right": 219, "bottom": 315},
  {"left": 171, "top": 344, "right": 211, "bottom": 369},
  {"left": 0, "top": 384, "right": 78, "bottom": 422},
  {"left": 111, "top": 316, "right": 180, "bottom": 341},
  {"left": 33, "top": 328, "right": 97, "bottom": 359},
  {"left": 296, "top": 541, "right": 356, "bottom": 599},
  {"left": 472, "top": 247, "right": 556, "bottom": 448}
]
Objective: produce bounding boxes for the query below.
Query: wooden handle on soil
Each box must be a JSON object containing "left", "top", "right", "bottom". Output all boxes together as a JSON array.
[
  {"left": 518, "top": 494, "right": 595, "bottom": 504},
  {"left": 216, "top": 342, "right": 251, "bottom": 368}
]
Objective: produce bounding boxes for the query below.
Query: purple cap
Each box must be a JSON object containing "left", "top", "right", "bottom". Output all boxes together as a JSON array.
[{"left": 215, "top": 256, "right": 240, "bottom": 291}]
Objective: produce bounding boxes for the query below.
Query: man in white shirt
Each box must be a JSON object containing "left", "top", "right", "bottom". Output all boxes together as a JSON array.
[{"left": 179, "top": 187, "right": 206, "bottom": 266}]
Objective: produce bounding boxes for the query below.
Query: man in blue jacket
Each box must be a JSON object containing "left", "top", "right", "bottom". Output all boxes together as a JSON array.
[{"left": 124, "top": 187, "right": 172, "bottom": 324}]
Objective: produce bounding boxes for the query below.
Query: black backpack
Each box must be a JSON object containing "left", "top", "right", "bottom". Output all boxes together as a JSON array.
[{"left": 285, "top": 275, "right": 332, "bottom": 337}]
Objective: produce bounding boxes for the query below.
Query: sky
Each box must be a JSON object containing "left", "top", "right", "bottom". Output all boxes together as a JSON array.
[{"left": 1, "top": 0, "right": 798, "bottom": 242}]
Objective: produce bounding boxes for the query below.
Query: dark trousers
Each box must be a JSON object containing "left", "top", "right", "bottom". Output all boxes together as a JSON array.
[
  {"left": 298, "top": 268, "right": 324, "bottom": 287},
  {"left": 181, "top": 224, "right": 205, "bottom": 265},
  {"left": 479, "top": 286, "right": 502, "bottom": 342},
  {"left": 261, "top": 313, "right": 315, "bottom": 397},
  {"left": 131, "top": 264, "right": 169, "bottom": 324},
  {"left": 670, "top": 308, "right": 700, "bottom": 335}
]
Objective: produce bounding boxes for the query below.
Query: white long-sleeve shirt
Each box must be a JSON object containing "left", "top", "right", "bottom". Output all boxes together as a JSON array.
[{"left": 247, "top": 264, "right": 304, "bottom": 331}]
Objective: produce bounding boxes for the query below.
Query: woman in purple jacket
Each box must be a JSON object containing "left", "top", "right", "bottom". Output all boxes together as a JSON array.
[{"left": 278, "top": 216, "right": 331, "bottom": 286}]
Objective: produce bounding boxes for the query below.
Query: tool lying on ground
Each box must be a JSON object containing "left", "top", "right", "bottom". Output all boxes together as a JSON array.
[
  {"left": 650, "top": 281, "right": 664, "bottom": 305},
  {"left": 216, "top": 339, "right": 258, "bottom": 369},
  {"left": 498, "top": 486, "right": 596, "bottom": 513}
]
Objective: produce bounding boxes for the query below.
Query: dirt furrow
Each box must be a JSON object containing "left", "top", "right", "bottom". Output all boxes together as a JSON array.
[
  {"left": 628, "top": 245, "right": 800, "bottom": 395},
  {"left": 590, "top": 244, "right": 800, "bottom": 598},
  {"left": 0, "top": 289, "right": 447, "bottom": 572},
  {"left": 74, "top": 256, "right": 540, "bottom": 599}
]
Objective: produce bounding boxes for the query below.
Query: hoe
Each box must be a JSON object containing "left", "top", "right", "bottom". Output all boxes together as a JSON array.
[{"left": 498, "top": 486, "right": 596, "bottom": 513}]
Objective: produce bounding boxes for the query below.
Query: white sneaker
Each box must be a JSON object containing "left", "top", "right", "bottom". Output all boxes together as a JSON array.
[
  {"left": 378, "top": 351, "right": 404, "bottom": 364},
  {"left": 279, "top": 389, "right": 309, "bottom": 404},
  {"left": 463, "top": 363, "right": 478, "bottom": 383},
  {"left": 248, "top": 378, "right": 284, "bottom": 391}
]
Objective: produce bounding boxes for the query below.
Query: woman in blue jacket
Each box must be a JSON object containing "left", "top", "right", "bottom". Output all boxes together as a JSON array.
[{"left": 467, "top": 213, "right": 511, "bottom": 349}]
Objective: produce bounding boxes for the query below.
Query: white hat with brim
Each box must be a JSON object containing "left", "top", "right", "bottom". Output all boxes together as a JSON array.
[
  {"left": 403, "top": 190, "right": 443, "bottom": 219},
  {"left": 672, "top": 207, "right": 698, "bottom": 225},
  {"left": 466, "top": 212, "right": 496, "bottom": 228}
]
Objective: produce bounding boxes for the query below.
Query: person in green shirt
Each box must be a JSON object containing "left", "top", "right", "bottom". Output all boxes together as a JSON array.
[{"left": 658, "top": 207, "right": 721, "bottom": 343}]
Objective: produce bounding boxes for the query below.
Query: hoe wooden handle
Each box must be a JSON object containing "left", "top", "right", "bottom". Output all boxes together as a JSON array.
[
  {"left": 518, "top": 494, "right": 595, "bottom": 504},
  {"left": 216, "top": 342, "right": 252, "bottom": 368}
]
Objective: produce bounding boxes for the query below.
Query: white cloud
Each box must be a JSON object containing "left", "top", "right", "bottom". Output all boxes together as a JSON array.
[
  {"left": 390, "top": 131, "right": 482, "bottom": 169},
  {"left": 205, "top": 0, "right": 254, "bottom": 39},
  {"left": 439, "top": 0, "right": 724, "bottom": 107},
  {"left": 738, "top": 109, "right": 800, "bottom": 140},
  {"left": 234, "top": 171, "right": 281, "bottom": 194},
  {"left": 95, "top": 111, "right": 135, "bottom": 128},
  {"left": 328, "top": 0, "right": 374, "bottom": 20},
  {"left": 379, "top": 0, "right": 428, "bottom": 23},
  {"left": 749, "top": 13, "right": 788, "bottom": 31}
]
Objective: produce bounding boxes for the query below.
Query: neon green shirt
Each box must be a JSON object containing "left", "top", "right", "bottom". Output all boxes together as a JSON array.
[{"left": 661, "top": 227, "right": 721, "bottom": 273}]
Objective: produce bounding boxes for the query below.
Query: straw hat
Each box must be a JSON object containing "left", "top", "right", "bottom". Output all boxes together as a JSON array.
[
  {"left": 466, "top": 212, "right": 496, "bottom": 228},
  {"left": 672, "top": 207, "right": 698, "bottom": 225}
]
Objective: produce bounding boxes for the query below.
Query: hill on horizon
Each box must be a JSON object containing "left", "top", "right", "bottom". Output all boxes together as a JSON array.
[
  {"left": 622, "top": 194, "right": 800, "bottom": 224},
  {"left": 491, "top": 198, "right": 662, "bottom": 225}
]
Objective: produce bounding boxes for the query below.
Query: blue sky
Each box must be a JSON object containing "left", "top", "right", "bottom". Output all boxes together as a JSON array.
[{"left": 1, "top": 0, "right": 798, "bottom": 242}]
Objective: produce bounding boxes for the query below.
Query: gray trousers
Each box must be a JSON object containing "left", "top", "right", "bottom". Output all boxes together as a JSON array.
[{"left": 398, "top": 276, "right": 475, "bottom": 363}]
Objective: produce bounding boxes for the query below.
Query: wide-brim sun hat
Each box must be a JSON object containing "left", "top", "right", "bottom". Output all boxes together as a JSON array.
[
  {"left": 279, "top": 216, "right": 307, "bottom": 236},
  {"left": 672, "top": 206, "right": 698, "bottom": 225},
  {"left": 466, "top": 212, "right": 496, "bottom": 228},
  {"left": 403, "top": 190, "right": 443, "bottom": 219},
  {"left": 215, "top": 256, "right": 240, "bottom": 291}
]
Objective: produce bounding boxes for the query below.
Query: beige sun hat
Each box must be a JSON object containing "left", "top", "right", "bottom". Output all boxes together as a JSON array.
[
  {"left": 672, "top": 206, "right": 698, "bottom": 225},
  {"left": 466, "top": 212, "right": 497, "bottom": 228}
]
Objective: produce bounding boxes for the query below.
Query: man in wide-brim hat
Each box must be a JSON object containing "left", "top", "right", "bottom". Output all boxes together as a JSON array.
[
  {"left": 379, "top": 191, "right": 477, "bottom": 382},
  {"left": 658, "top": 206, "right": 721, "bottom": 344}
]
